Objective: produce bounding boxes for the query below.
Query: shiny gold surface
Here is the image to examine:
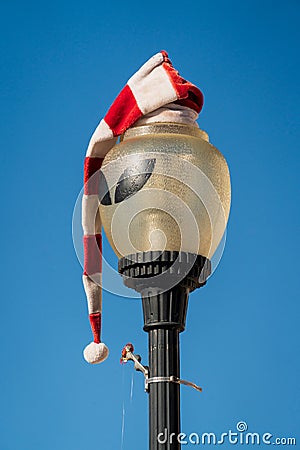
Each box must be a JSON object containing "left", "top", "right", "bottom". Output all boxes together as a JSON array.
[{"left": 100, "top": 123, "right": 231, "bottom": 259}]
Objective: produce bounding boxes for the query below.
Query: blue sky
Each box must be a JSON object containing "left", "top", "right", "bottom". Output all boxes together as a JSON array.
[{"left": 0, "top": 1, "right": 299, "bottom": 449}]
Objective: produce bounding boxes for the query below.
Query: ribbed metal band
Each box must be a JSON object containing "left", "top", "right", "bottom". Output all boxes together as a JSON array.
[{"left": 118, "top": 250, "right": 211, "bottom": 293}]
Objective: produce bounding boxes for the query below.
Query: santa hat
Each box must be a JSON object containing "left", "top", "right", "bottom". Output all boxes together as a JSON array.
[{"left": 82, "top": 50, "right": 204, "bottom": 364}]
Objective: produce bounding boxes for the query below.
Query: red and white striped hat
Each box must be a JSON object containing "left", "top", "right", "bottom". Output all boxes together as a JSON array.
[{"left": 82, "top": 51, "right": 204, "bottom": 364}]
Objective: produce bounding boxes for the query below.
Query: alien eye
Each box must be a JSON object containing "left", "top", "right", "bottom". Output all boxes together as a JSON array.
[
  {"left": 115, "top": 158, "right": 156, "bottom": 204},
  {"left": 99, "top": 171, "right": 112, "bottom": 205}
]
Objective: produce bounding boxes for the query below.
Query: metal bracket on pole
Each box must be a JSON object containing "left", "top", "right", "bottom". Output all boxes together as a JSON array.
[
  {"left": 147, "top": 375, "right": 202, "bottom": 393},
  {"left": 120, "top": 343, "right": 202, "bottom": 393}
]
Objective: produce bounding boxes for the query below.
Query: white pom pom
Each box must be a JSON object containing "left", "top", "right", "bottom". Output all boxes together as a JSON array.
[{"left": 83, "top": 342, "right": 109, "bottom": 364}]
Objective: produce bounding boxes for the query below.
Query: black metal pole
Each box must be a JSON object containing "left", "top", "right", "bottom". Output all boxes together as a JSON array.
[
  {"left": 148, "top": 328, "right": 180, "bottom": 449},
  {"left": 142, "top": 286, "right": 188, "bottom": 450},
  {"left": 119, "top": 251, "right": 210, "bottom": 450}
]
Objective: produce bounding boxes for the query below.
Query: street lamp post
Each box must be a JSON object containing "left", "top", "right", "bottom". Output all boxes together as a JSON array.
[
  {"left": 99, "top": 123, "right": 231, "bottom": 450},
  {"left": 119, "top": 252, "right": 210, "bottom": 450}
]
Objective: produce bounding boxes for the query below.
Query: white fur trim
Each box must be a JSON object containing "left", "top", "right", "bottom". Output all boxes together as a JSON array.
[
  {"left": 135, "top": 103, "right": 199, "bottom": 127},
  {"left": 83, "top": 342, "right": 109, "bottom": 364}
]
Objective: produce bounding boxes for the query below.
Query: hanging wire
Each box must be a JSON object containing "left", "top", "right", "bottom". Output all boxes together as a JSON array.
[
  {"left": 130, "top": 372, "right": 134, "bottom": 403},
  {"left": 120, "top": 366, "right": 135, "bottom": 450},
  {"left": 120, "top": 365, "right": 126, "bottom": 450},
  {"left": 121, "top": 401, "right": 125, "bottom": 450}
]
